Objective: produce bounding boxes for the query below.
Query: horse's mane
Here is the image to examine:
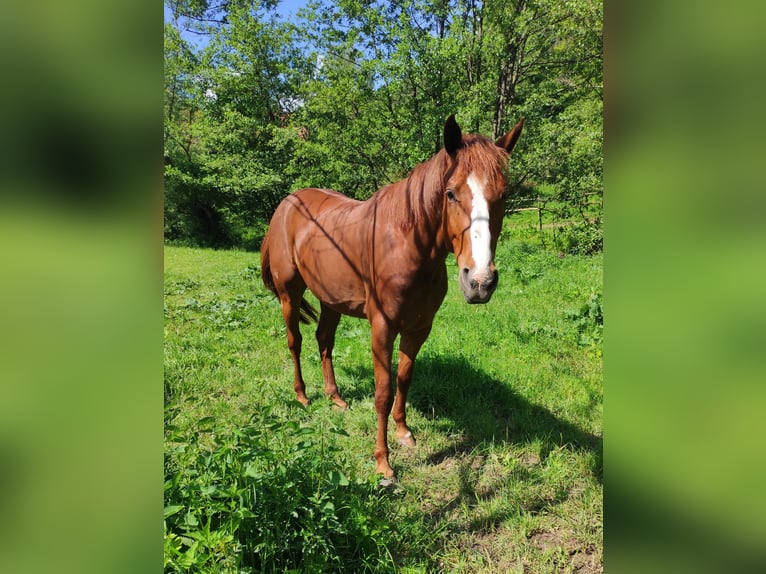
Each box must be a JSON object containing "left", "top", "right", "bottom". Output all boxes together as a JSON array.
[{"left": 371, "top": 134, "right": 509, "bottom": 231}]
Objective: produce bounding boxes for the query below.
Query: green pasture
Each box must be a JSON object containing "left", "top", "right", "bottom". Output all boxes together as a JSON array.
[{"left": 164, "top": 232, "right": 602, "bottom": 573}]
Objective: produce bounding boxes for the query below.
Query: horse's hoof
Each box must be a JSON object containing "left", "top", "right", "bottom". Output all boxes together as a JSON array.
[
  {"left": 330, "top": 398, "right": 348, "bottom": 411},
  {"left": 378, "top": 476, "right": 405, "bottom": 495},
  {"left": 378, "top": 476, "right": 398, "bottom": 488},
  {"left": 397, "top": 431, "right": 416, "bottom": 448}
]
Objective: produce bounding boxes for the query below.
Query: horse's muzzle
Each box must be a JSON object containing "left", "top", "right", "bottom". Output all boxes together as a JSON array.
[{"left": 459, "top": 267, "right": 498, "bottom": 304}]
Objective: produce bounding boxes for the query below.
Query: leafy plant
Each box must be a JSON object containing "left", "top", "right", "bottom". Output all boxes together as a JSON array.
[
  {"left": 565, "top": 291, "right": 603, "bottom": 346},
  {"left": 553, "top": 221, "right": 603, "bottom": 256},
  {"left": 164, "top": 406, "right": 400, "bottom": 573}
]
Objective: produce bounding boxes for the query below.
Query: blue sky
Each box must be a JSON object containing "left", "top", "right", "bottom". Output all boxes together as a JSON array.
[
  {"left": 164, "top": 1, "right": 309, "bottom": 49},
  {"left": 274, "top": 0, "right": 309, "bottom": 19},
  {"left": 163, "top": 1, "right": 309, "bottom": 24}
]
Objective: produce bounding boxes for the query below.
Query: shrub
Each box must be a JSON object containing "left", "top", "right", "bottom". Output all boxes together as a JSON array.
[
  {"left": 553, "top": 221, "right": 603, "bottom": 255},
  {"left": 164, "top": 407, "right": 399, "bottom": 573}
]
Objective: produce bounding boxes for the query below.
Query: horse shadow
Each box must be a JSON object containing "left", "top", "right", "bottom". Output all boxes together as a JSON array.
[{"left": 340, "top": 353, "right": 602, "bottom": 483}]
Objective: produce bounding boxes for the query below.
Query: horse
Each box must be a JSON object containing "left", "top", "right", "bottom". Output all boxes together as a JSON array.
[{"left": 260, "top": 114, "right": 524, "bottom": 479}]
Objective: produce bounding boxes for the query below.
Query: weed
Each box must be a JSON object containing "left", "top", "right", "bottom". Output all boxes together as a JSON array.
[
  {"left": 565, "top": 292, "right": 603, "bottom": 346},
  {"left": 164, "top": 407, "right": 402, "bottom": 573}
]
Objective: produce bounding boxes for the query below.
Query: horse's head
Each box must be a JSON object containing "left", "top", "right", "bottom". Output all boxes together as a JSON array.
[{"left": 442, "top": 114, "right": 524, "bottom": 304}]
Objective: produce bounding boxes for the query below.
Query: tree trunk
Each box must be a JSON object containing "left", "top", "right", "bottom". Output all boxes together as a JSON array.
[{"left": 493, "top": 52, "right": 517, "bottom": 139}]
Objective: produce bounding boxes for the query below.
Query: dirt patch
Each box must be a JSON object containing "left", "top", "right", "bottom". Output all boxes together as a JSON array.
[
  {"left": 435, "top": 456, "right": 458, "bottom": 473},
  {"left": 412, "top": 450, "right": 602, "bottom": 573},
  {"left": 529, "top": 531, "right": 562, "bottom": 551},
  {"left": 450, "top": 528, "right": 523, "bottom": 573},
  {"left": 529, "top": 530, "right": 602, "bottom": 574},
  {"left": 520, "top": 452, "right": 541, "bottom": 467},
  {"left": 417, "top": 453, "right": 485, "bottom": 519},
  {"left": 571, "top": 547, "right": 602, "bottom": 574}
]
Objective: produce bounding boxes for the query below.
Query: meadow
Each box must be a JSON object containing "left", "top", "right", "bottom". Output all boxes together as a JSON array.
[{"left": 164, "top": 223, "right": 602, "bottom": 573}]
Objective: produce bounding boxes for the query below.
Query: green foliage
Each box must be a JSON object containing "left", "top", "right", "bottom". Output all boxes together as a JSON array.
[
  {"left": 164, "top": 406, "right": 398, "bottom": 572},
  {"left": 164, "top": 0, "right": 602, "bottom": 250},
  {"left": 164, "top": 2, "right": 309, "bottom": 247},
  {"left": 521, "top": 96, "right": 603, "bottom": 247},
  {"left": 553, "top": 222, "right": 604, "bottom": 255},
  {"left": 565, "top": 291, "right": 603, "bottom": 346},
  {"left": 553, "top": 221, "right": 603, "bottom": 256}
]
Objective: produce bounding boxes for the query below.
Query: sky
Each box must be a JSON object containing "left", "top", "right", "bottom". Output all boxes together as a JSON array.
[
  {"left": 164, "top": 1, "right": 309, "bottom": 49},
  {"left": 163, "top": 1, "right": 309, "bottom": 25},
  {"left": 273, "top": 0, "right": 308, "bottom": 19}
]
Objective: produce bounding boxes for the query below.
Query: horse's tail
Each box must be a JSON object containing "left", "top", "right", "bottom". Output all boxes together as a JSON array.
[
  {"left": 298, "top": 298, "right": 319, "bottom": 324},
  {"left": 260, "top": 232, "right": 319, "bottom": 325},
  {"left": 260, "top": 232, "right": 277, "bottom": 295}
]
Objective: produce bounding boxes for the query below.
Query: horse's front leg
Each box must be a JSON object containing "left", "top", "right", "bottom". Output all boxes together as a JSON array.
[
  {"left": 370, "top": 315, "right": 397, "bottom": 478},
  {"left": 393, "top": 325, "right": 433, "bottom": 448}
]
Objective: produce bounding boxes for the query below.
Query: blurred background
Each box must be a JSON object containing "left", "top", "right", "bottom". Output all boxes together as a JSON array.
[
  {"left": 606, "top": 1, "right": 766, "bottom": 571},
  {"left": 0, "top": 2, "right": 159, "bottom": 573},
  {"left": 0, "top": 0, "right": 764, "bottom": 572}
]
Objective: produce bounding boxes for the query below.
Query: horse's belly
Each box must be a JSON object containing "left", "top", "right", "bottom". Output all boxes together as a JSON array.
[
  {"left": 307, "top": 282, "right": 368, "bottom": 318},
  {"left": 298, "top": 248, "right": 368, "bottom": 318},
  {"left": 325, "top": 299, "right": 367, "bottom": 319}
]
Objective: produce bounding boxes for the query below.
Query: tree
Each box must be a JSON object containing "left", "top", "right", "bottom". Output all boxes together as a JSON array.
[
  {"left": 164, "top": 0, "right": 310, "bottom": 247},
  {"left": 164, "top": 0, "right": 603, "bottom": 253}
]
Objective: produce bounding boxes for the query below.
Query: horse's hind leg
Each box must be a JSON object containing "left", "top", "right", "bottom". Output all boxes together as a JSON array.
[
  {"left": 279, "top": 286, "right": 310, "bottom": 406},
  {"left": 316, "top": 304, "right": 347, "bottom": 409}
]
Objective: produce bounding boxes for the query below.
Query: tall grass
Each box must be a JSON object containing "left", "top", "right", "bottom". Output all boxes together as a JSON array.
[{"left": 164, "top": 234, "right": 602, "bottom": 572}]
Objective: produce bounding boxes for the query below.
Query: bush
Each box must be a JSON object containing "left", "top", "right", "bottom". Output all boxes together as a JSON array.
[
  {"left": 164, "top": 407, "right": 399, "bottom": 573},
  {"left": 553, "top": 221, "right": 603, "bottom": 255}
]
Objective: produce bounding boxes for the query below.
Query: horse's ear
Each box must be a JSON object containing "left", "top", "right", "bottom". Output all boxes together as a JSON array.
[
  {"left": 444, "top": 114, "right": 462, "bottom": 155},
  {"left": 496, "top": 117, "right": 525, "bottom": 153}
]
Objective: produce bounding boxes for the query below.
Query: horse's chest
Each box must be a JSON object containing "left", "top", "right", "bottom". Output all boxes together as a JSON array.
[{"left": 370, "top": 265, "right": 448, "bottom": 325}]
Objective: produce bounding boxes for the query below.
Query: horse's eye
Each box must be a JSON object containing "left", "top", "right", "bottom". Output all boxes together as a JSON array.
[{"left": 446, "top": 189, "right": 456, "bottom": 202}]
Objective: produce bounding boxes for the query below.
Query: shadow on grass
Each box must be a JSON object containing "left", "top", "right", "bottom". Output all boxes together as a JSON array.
[
  {"left": 337, "top": 353, "right": 602, "bottom": 569},
  {"left": 272, "top": 351, "right": 602, "bottom": 571},
  {"left": 341, "top": 353, "right": 602, "bottom": 483}
]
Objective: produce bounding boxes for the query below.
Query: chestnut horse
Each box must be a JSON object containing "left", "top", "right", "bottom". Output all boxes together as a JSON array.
[{"left": 261, "top": 115, "right": 524, "bottom": 479}]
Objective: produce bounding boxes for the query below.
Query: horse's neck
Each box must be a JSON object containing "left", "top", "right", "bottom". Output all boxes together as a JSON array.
[{"left": 398, "top": 165, "right": 450, "bottom": 263}]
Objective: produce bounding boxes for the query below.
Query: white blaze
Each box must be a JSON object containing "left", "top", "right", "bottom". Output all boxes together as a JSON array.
[{"left": 466, "top": 173, "right": 492, "bottom": 276}]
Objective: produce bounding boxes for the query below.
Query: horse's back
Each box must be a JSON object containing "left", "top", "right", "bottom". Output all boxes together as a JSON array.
[
  {"left": 271, "top": 187, "right": 366, "bottom": 244},
  {"left": 293, "top": 187, "right": 363, "bottom": 212}
]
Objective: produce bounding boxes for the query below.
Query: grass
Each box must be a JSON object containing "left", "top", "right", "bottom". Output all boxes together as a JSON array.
[{"left": 164, "top": 229, "right": 602, "bottom": 573}]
